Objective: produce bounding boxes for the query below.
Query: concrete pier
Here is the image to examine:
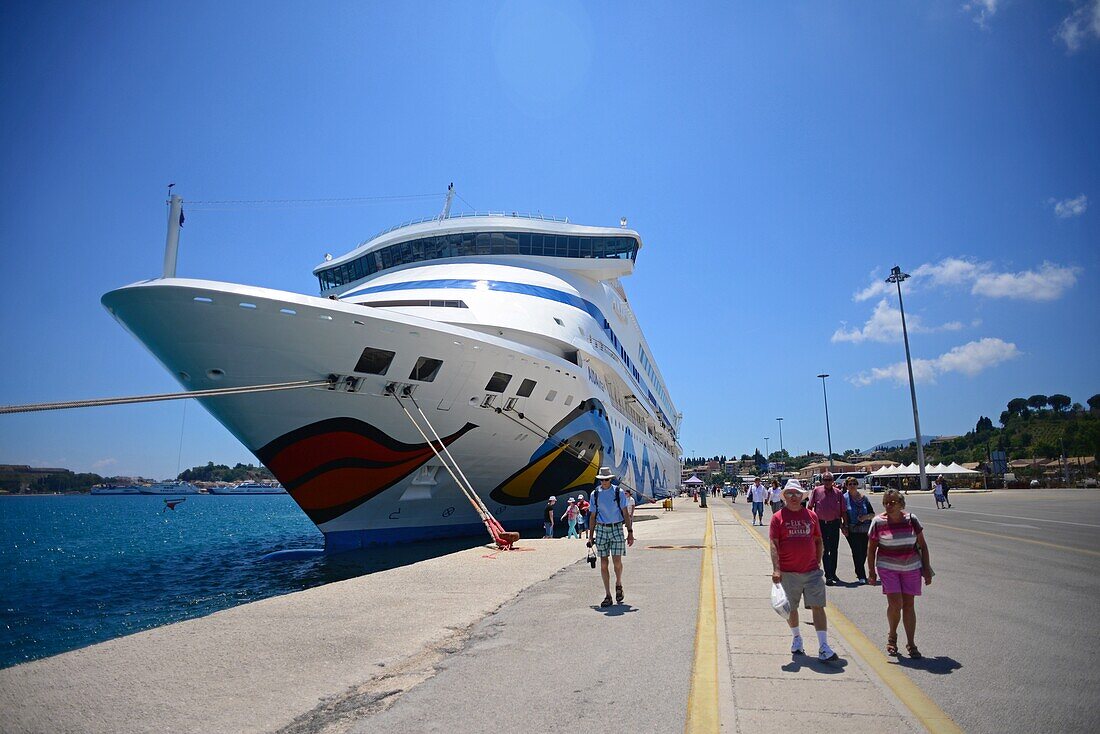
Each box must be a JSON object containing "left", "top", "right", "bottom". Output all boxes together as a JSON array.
[{"left": 1, "top": 502, "right": 945, "bottom": 733}]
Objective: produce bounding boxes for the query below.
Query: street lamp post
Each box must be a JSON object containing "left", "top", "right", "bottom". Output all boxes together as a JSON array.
[
  {"left": 817, "top": 374, "right": 834, "bottom": 471},
  {"left": 886, "top": 265, "right": 928, "bottom": 491},
  {"left": 776, "top": 417, "right": 784, "bottom": 454}
]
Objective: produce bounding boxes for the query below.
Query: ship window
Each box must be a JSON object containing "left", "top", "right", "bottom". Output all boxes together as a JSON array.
[
  {"left": 354, "top": 347, "right": 395, "bottom": 375},
  {"left": 409, "top": 357, "right": 444, "bottom": 382},
  {"left": 485, "top": 371, "right": 512, "bottom": 393},
  {"left": 517, "top": 378, "right": 537, "bottom": 397}
]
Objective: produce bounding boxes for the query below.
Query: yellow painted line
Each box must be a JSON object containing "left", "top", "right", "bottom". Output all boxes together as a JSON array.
[
  {"left": 920, "top": 520, "right": 1100, "bottom": 557},
  {"left": 684, "top": 508, "right": 718, "bottom": 734},
  {"left": 731, "top": 508, "right": 963, "bottom": 734}
]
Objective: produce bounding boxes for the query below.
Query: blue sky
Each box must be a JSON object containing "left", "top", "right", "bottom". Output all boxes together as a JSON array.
[{"left": 1, "top": 1, "right": 1097, "bottom": 478}]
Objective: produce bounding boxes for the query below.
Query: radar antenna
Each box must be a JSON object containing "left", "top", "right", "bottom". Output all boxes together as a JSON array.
[{"left": 438, "top": 182, "right": 455, "bottom": 220}]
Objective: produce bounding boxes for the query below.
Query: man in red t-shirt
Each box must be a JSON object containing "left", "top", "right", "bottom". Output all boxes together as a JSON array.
[{"left": 769, "top": 479, "right": 838, "bottom": 661}]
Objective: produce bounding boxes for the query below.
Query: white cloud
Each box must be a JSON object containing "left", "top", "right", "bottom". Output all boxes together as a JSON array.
[
  {"left": 853, "top": 279, "right": 891, "bottom": 302},
  {"left": 849, "top": 257, "right": 1080, "bottom": 304},
  {"left": 92, "top": 458, "right": 118, "bottom": 470},
  {"left": 964, "top": 0, "right": 1000, "bottom": 28},
  {"left": 850, "top": 338, "right": 1020, "bottom": 386},
  {"left": 971, "top": 262, "right": 1081, "bottom": 301},
  {"left": 832, "top": 299, "right": 964, "bottom": 344},
  {"left": 1056, "top": 0, "right": 1100, "bottom": 52},
  {"left": 912, "top": 257, "right": 986, "bottom": 287},
  {"left": 1050, "top": 194, "right": 1088, "bottom": 218}
]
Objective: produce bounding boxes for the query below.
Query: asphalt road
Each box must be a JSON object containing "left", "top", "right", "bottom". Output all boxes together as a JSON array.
[{"left": 729, "top": 488, "right": 1100, "bottom": 733}]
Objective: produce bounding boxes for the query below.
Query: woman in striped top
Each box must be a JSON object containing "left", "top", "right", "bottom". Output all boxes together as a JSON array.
[{"left": 867, "top": 489, "right": 934, "bottom": 658}]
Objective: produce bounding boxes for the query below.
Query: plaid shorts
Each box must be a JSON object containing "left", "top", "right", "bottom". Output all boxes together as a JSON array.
[{"left": 594, "top": 522, "right": 626, "bottom": 557}]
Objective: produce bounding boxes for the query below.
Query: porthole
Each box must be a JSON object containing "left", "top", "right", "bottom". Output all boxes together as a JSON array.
[
  {"left": 485, "top": 372, "right": 512, "bottom": 393},
  {"left": 409, "top": 357, "right": 444, "bottom": 382},
  {"left": 354, "top": 347, "right": 395, "bottom": 375}
]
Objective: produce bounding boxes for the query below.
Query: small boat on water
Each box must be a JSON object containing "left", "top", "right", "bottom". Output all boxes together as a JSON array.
[
  {"left": 139, "top": 481, "right": 200, "bottom": 495},
  {"left": 208, "top": 482, "right": 287, "bottom": 495},
  {"left": 90, "top": 484, "right": 142, "bottom": 495}
]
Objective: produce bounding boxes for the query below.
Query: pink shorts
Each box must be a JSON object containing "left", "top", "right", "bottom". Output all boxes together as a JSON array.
[{"left": 878, "top": 568, "right": 923, "bottom": 596}]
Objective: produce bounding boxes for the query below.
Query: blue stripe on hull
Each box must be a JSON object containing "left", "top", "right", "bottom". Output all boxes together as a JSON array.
[{"left": 323, "top": 518, "right": 544, "bottom": 551}]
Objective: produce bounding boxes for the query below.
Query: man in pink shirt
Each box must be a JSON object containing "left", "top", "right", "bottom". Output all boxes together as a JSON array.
[
  {"left": 770, "top": 479, "right": 838, "bottom": 661},
  {"left": 808, "top": 472, "right": 849, "bottom": 585}
]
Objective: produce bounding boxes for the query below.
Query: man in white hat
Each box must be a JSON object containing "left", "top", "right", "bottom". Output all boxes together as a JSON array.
[
  {"left": 587, "top": 467, "right": 634, "bottom": 607},
  {"left": 769, "top": 478, "right": 839, "bottom": 661},
  {"left": 544, "top": 496, "right": 557, "bottom": 538}
]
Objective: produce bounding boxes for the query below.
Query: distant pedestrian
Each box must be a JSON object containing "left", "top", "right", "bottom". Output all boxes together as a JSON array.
[
  {"left": 770, "top": 479, "right": 839, "bottom": 661},
  {"left": 575, "top": 494, "right": 589, "bottom": 534},
  {"left": 933, "top": 476, "right": 947, "bottom": 509},
  {"left": 768, "top": 478, "right": 783, "bottom": 513},
  {"left": 562, "top": 497, "right": 579, "bottom": 538},
  {"left": 867, "top": 489, "right": 934, "bottom": 659},
  {"left": 623, "top": 487, "right": 637, "bottom": 523},
  {"left": 587, "top": 467, "right": 634, "bottom": 607},
  {"left": 808, "top": 472, "right": 849, "bottom": 585},
  {"left": 843, "top": 478, "right": 875, "bottom": 583},
  {"left": 749, "top": 477, "right": 767, "bottom": 525},
  {"left": 544, "top": 496, "right": 556, "bottom": 538},
  {"left": 939, "top": 476, "right": 952, "bottom": 508}
]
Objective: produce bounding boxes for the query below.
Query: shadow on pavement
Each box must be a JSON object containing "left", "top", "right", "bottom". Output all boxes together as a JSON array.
[
  {"left": 591, "top": 603, "right": 639, "bottom": 617},
  {"left": 893, "top": 655, "right": 963, "bottom": 674},
  {"left": 781, "top": 654, "right": 849, "bottom": 675}
]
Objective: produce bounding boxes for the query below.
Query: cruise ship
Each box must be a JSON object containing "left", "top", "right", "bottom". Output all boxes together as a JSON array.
[
  {"left": 139, "top": 481, "right": 200, "bottom": 495},
  {"left": 101, "top": 191, "right": 682, "bottom": 550},
  {"left": 90, "top": 484, "right": 142, "bottom": 495},
  {"left": 208, "top": 482, "right": 288, "bottom": 495}
]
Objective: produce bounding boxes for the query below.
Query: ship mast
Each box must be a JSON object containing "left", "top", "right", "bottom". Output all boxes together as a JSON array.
[{"left": 438, "top": 182, "right": 455, "bottom": 220}]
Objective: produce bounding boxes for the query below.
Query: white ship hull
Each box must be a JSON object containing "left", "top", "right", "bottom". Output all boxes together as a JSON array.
[{"left": 102, "top": 278, "right": 679, "bottom": 550}]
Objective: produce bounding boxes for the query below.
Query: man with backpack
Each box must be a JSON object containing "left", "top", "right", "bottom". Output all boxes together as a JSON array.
[{"left": 587, "top": 467, "right": 635, "bottom": 607}]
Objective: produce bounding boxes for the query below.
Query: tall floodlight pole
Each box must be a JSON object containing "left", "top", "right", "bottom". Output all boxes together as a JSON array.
[
  {"left": 886, "top": 265, "right": 927, "bottom": 491},
  {"left": 776, "top": 417, "right": 784, "bottom": 454},
  {"left": 817, "top": 374, "right": 834, "bottom": 471}
]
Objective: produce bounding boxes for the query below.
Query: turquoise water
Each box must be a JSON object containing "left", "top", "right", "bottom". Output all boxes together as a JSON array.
[{"left": 0, "top": 495, "right": 481, "bottom": 669}]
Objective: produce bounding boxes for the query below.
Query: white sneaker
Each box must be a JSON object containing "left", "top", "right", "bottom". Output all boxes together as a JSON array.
[
  {"left": 791, "top": 636, "right": 805, "bottom": 655},
  {"left": 818, "top": 645, "right": 839, "bottom": 662}
]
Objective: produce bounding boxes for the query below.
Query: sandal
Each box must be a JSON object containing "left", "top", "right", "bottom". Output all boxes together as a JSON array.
[
  {"left": 615, "top": 585, "right": 624, "bottom": 603},
  {"left": 601, "top": 595, "right": 613, "bottom": 608},
  {"left": 906, "top": 643, "right": 922, "bottom": 659},
  {"left": 886, "top": 634, "right": 898, "bottom": 656}
]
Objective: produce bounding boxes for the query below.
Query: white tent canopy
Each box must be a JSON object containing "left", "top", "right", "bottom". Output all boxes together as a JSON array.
[{"left": 871, "top": 462, "right": 980, "bottom": 477}]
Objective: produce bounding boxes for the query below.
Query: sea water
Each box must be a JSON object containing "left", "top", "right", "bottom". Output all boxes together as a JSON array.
[{"left": 0, "top": 495, "right": 482, "bottom": 669}]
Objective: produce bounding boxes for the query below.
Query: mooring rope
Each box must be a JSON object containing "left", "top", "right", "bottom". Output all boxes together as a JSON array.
[{"left": 0, "top": 378, "right": 335, "bottom": 415}]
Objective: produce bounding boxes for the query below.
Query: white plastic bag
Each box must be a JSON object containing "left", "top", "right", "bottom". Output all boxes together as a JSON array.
[{"left": 770, "top": 582, "right": 791, "bottom": 617}]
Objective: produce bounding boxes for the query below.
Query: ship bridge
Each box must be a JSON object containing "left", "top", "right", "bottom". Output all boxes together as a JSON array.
[{"left": 314, "top": 213, "right": 642, "bottom": 293}]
